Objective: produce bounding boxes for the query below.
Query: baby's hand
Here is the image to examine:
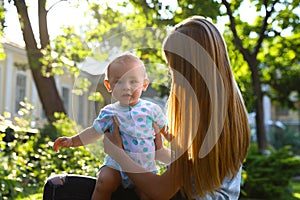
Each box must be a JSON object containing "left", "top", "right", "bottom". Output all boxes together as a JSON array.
[{"left": 53, "top": 137, "right": 73, "bottom": 152}]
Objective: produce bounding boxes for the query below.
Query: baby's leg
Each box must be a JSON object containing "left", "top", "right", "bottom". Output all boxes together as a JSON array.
[{"left": 91, "top": 166, "right": 121, "bottom": 200}]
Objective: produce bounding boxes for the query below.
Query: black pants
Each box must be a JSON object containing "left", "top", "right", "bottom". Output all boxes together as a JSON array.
[{"left": 43, "top": 174, "right": 186, "bottom": 200}]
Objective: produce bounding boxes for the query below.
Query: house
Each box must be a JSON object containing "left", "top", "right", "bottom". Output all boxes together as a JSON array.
[
  {"left": 0, "top": 40, "right": 104, "bottom": 128},
  {"left": 0, "top": 41, "right": 43, "bottom": 121}
]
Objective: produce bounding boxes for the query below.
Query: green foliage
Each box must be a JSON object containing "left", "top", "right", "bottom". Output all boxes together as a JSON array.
[
  {"left": 40, "top": 26, "right": 91, "bottom": 78},
  {"left": 88, "top": 92, "right": 104, "bottom": 102},
  {"left": 52, "top": 112, "right": 79, "bottom": 136},
  {"left": 0, "top": 133, "right": 22, "bottom": 199},
  {"left": 0, "top": 104, "right": 103, "bottom": 199},
  {"left": 0, "top": 108, "right": 40, "bottom": 199},
  {"left": 241, "top": 144, "right": 300, "bottom": 200},
  {"left": 46, "top": 0, "right": 221, "bottom": 99},
  {"left": 224, "top": 30, "right": 255, "bottom": 112},
  {"left": 173, "top": 0, "right": 220, "bottom": 23},
  {"left": 220, "top": 0, "right": 300, "bottom": 112},
  {"left": 291, "top": 179, "right": 300, "bottom": 199},
  {"left": 72, "top": 77, "right": 92, "bottom": 96},
  {"left": 262, "top": 32, "right": 300, "bottom": 109}
]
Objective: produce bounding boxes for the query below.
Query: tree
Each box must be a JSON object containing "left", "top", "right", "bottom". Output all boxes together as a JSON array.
[
  {"left": 11, "top": 0, "right": 66, "bottom": 123},
  {"left": 221, "top": 0, "right": 270, "bottom": 150},
  {"left": 220, "top": 0, "right": 300, "bottom": 151},
  {"left": 263, "top": 30, "right": 300, "bottom": 109},
  {"left": 123, "top": 0, "right": 300, "bottom": 151},
  {"left": 47, "top": 0, "right": 297, "bottom": 150}
]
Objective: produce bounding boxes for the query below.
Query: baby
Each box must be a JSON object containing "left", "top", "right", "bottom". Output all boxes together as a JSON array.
[{"left": 53, "top": 53, "right": 169, "bottom": 200}]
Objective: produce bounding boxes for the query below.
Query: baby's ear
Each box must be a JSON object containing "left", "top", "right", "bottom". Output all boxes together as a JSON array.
[
  {"left": 104, "top": 80, "right": 112, "bottom": 92},
  {"left": 142, "top": 79, "right": 150, "bottom": 91}
]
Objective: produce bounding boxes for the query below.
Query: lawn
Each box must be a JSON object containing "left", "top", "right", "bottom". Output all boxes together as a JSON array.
[{"left": 292, "top": 178, "right": 300, "bottom": 199}]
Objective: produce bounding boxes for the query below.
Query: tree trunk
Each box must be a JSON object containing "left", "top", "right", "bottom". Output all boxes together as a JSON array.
[
  {"left": 222, "top": 0, "right": 269, "bottom": 152},
  {"left": 237, "top": 50, "right": 268, "bottom": 151},
  {"left": 14, "top": 0, "right": 65, "bottom": 123},
  {"left": 248, "top": 59, "right": 268, "bottom": 151}
]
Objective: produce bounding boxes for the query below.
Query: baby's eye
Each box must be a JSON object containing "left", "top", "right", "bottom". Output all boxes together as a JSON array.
[
  {"left": 116, "top": 80, "right": 123, "bottom": 84},
  {"left": 130, "top": 80, "right": 138, "bottom": 84}
]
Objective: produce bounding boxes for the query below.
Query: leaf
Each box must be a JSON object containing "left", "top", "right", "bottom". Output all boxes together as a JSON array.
[{"left": 88, "top": 92, "right": 104, "bottom": 102}]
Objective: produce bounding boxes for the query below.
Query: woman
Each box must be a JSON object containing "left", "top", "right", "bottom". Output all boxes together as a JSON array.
[{"left": 104, "top": 16, "right": 250, "bottom": 200}]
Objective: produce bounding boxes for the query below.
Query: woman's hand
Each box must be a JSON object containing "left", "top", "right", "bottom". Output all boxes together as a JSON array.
[
  {"left": 104, "top": 118, "right": 177, "bottom": 199},
  {"left": 153, "top": 122, "right": 172, "bottom": 165},
  {"left": 104, "top": 116, "right": 123, "bottom": 154},
  {"left": 104, "top": 116, "right": 148, "bottom": 173},
  {"left": 153, "top": 122, "right": 163, "bottom": 150}
]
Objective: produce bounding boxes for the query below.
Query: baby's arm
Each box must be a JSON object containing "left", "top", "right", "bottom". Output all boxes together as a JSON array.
[{"left": 53, "top": 126, "right": 101, "bottom": 152}]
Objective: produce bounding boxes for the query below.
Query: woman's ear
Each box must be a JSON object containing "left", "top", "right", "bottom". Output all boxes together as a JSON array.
[
  {"left": 142, "top": 79, "right": 150, "bottom": 91},
  {"left": 104, "top": 80, "right": 112, "bottom": 92}
]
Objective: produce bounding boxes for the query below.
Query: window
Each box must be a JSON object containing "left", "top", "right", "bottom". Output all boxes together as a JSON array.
[
  {"left": 15, "top": 74, "right": 27, "bottom": 113},
  {"left": 62, "top": 86, "right": 70, "bottom": 114}
]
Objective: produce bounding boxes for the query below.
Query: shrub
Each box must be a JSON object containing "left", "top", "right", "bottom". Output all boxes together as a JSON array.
[
  {"left": 0, "top": 105, "right": 105, "bottom": 199},
  {"left": 241, "top": 144, "right": 300, "bottom": 200}
]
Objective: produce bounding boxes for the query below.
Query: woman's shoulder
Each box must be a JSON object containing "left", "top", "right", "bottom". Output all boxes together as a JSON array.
[{"left": 193, "top": 167, "right": 242, "bottom": 200}]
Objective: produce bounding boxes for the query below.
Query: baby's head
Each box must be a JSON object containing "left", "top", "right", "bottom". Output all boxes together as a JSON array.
[
  {"left": 105, "top": 53, "right": 147, "bottom": 81},
  {"left": 104, "top": 53, "right": 149, "bottom": 106}
]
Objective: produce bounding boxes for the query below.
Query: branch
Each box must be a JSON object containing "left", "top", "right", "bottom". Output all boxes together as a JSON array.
[
  {"left": 39, "top": 0, "right": 49, "bottom": 48},
  {"left": 221, "top": 0, "right": 250, "bottom": 59},
  {"left": 47, "top": 0, "right": 68, "bottom": 13},
  {"left": 14, "top": 0, "right": 38, "bottom": 50},
  {"left": 253, "top": 0, "right": 280, "bottom": 56}
]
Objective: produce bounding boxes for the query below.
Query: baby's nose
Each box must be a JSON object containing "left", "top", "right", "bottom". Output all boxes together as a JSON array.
[{"left": 122, "top": 81, "right": 131, "bottom": 90}]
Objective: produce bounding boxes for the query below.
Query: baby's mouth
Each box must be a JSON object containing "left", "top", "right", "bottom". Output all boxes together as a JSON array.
[{"left": 122, "top": 94, "right": 132, "bottom": 97}]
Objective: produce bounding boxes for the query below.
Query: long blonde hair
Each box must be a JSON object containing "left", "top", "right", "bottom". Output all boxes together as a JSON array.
[{"left": 163, "top": 16, "right": 250, "bottom": 199}]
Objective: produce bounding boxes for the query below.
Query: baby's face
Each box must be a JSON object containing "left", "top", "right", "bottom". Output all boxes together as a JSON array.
[{"left": 107, "top": 60, "right": 148, "bottom": 106}]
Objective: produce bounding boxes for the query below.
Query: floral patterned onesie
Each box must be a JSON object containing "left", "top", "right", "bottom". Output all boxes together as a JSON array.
[{"left": 93, "top": 99, "right": 167, "bottom": 188}]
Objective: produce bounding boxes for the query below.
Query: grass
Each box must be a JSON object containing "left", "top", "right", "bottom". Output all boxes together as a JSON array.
[
  {"left": 18, "top": 193, "right": 43, "bottom": 200},
  {"left": 15, "top": 186, "right": 43, "bottom": 200},
  {"left": 292, "top": 178, "right": 300, "bottom": 199}
]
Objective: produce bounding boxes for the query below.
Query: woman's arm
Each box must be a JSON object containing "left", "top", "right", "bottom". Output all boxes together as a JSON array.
[
  {"left": 155, "top": 146, "right": 172, "bottom": 164},
  {"left": 196, "top": 167, "right": 242, "bottom": 200},
  {"left": 104, "top": 118, "right": 180, "bottom": 200}
]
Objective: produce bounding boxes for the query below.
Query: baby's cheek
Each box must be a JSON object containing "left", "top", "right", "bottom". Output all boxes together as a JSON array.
[{"left": 133, "top": 88, "right": 143, "bottom": 97}]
